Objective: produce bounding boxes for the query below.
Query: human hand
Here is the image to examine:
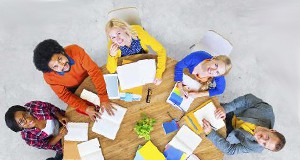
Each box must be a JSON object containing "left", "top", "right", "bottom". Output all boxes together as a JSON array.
[
  {"left": 153, "top": 78, "right": 162, "bottom": 85},
  {"left": 101, "top": 102, "right": 116, "bottom": 116},
  {"left": 202, "top": 119, "right": 212, "bottom": 135},
  {"left": 177, "top": 82, "right": 188, "bottom": 99},
  {"left": 58, "top": 126, "right": 68, "bottom": 136},
  {"left": 215, "top": 107, "right": 226, "bottom": 120},
  {"left": 58, "top": 116, "right": 69, "bottom": 126},
  {"left": 86, "top": 106, "right": 102, "bottom": 121},
  {"left": 110, "top": 43, "right": 119, "bottom": 56}
]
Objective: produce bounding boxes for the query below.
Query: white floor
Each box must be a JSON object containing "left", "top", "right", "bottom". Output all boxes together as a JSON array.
[{"left": 0, "top": 0, "right": 299, "bottom": 160}]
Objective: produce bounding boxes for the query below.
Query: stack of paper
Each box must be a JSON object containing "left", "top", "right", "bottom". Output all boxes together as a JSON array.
[
  {"left": 134, "top": 141, "right": 165, "bottom": 160},
  {"left": 166, "top": 74, "right": 201, "bottom": 112},
  {"left": 103, "top": 74, "right": 120, "bottom": 99},
  {"left": 64, "top": 122, "right": 89, "bottom": 141},
  {"left": 184, "top": 100, "right": 225, "bottom": 134},
  {"left": 80, "top": 89, "right": 100, "bottom": 105},
  {"left": 92, "top": 103, "right": 127, "bottom": 140},
  {"left": 167, "top": 125, "right": 202, "bottom": 156},
  {"left": 77, "top": 138, "right": 104, "bottom": 160},
  {"left": 117, "top": 59, "right": 156, "bottom": 90}
]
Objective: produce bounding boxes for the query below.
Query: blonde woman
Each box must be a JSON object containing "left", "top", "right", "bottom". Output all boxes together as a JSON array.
[
  {"left": 105, "top": 18, "right": 167, "bottom": 85},
  {"left": 174, "top": 51, "right": 232, "bottom": 98}
]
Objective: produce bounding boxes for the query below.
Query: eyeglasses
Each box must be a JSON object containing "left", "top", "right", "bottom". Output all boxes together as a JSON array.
[
  {"left": 146, "top": 88, "right": 152, "bottom": 103},
  {"left": 17, "top": 112, "right": 30, "bottom": 127}
]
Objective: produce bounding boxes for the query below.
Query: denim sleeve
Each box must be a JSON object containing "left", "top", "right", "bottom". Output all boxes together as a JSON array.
[{"left": 222, "top": 94, "right": 263, "bottom": 113}]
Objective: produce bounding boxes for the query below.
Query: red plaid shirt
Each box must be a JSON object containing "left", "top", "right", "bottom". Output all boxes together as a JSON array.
[{"left": 21, "top": 101, "right": 65, "bottom": 153}]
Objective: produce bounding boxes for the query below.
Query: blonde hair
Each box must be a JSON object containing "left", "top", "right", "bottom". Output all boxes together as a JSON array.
[
  {"left": 214, "top": 55, "right": 232, "bottom": 75},
  {"left": 105, "top": 18, "right": 138, "bottom": 40}
]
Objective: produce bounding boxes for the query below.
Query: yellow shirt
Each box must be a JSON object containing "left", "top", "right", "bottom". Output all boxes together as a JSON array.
[
  {"left": 106, "top": 25, "right": 167, "bottom": 79},
  {"left": 232, "top": 115, "right": 257, "bottom": 135}
]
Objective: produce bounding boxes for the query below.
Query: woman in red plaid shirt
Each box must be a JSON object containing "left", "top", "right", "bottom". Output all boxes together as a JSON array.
[{"left": 5, "top": 101, "right": 68, "bottom": 160}]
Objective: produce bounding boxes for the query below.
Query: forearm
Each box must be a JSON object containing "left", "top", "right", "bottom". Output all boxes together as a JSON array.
[
  {"left": 54, "top": 111, "right": 63, "bottom": 119},
  {"left": 106, "top": 54, "right": 119, "bottom": 73},
  {"left": 196, "top": 91, "right": 209, "bottom": 97},
  {"left": 206, "top": 130, "right": 249, "bottom": 155},
  {"left": 155, "top": 49, "right": 166, "bottom": 79},
  {"left": 48, "top": 135, "right": 63, "bottom": 146}
]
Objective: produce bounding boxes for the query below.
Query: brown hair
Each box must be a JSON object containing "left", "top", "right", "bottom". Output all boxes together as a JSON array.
[{"left": 272, "top": 131, "right": 286, "bottom": 152}]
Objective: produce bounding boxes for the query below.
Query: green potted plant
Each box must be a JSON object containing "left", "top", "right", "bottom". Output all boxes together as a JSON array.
[{"left": 134, "top": 113, "right": 156, "bottom": 140}]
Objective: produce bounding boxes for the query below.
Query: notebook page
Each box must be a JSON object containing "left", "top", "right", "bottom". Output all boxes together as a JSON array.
[
  {"left": 80, "top": 89, "right": 100, "bottom": 105},
  {"left": 138, "top": 59, "right": 156, "bottom": 84},
  {"left": 64, "top": 123, "right": 88, "bottom": 141},
  {"left": 117, "top": 62, "right": 143, "bottom": 90},
  {"left": 194, "top": 102, "right": 225, "bottom": 130},
  {"left": 77, "top": 138, "right": 104, "bottom": 160},
  {"left": 168, "top": 125, "right": 202, "bottom": 155},
  {"left": 92, "top": 103, "right": 127, "bottom": 140}
]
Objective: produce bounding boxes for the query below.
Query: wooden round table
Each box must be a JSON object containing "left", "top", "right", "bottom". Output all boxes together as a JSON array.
[{"left": 65, "top": 54, "right": 226, "bottom": 160}]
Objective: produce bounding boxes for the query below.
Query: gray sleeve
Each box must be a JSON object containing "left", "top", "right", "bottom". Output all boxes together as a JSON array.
[
  {"left": 206, "top": 130, "right": 254, "bottom": 155},
  {"left": 222, "top": 93, "right": 263, "bottom": 113}
]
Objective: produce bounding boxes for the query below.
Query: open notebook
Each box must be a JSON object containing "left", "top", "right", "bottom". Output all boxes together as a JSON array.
[
  {"left": 117, "top": 59, "right": 156, "bottom": 90},
  {"left": 166, "top": 74, "right": 201, "bottom": 112},
  {"left": 77, "top": 138, "right": 104, "bottom": 160},
  {"left": 184, "top": 100, "right": 225, "bottom": 134},
  {"left": 167, "top": 125, "right": 202, "bottom": 156},
  {"left": 92, "top": 103, "right": 127, "bottom": 140},
  {"left": 104, "top": 74, "right": 120, "bottom": 99},
  {"left": 80, "top": 89, "right": 127, "bottom": 140},
  {"left": 64, "top": 122, "right": 89, "bottom": 141}
]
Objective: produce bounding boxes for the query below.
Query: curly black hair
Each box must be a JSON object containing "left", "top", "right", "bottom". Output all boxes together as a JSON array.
[
  {"left": 5, "top": 105, "right": 28, "bottom": 132},
  {"left": 33, "top": 39, "right": 65, "bottom": 72}
]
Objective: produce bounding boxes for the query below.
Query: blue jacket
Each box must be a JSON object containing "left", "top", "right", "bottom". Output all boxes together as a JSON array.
[
  {"left": 207, "top": 94, "right": 275, "bottom": 155},
  {"left": 174, "top": 51, "right": 226, "bottom": 96}
]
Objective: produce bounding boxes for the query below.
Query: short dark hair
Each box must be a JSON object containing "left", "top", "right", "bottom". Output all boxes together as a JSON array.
[
  {"left": 272, "top": 131, "right": 286, "bottom": 152},
  {"left": 33, "top": 39, "right": 65, "bottom": 72},
  {"left": 5, "top": 105, "right": 28, "bottom": 132}
]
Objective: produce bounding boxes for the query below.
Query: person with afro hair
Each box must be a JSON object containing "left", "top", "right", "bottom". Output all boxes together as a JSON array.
[{"left": 33, "top": 39, "right": 115, "bottom": 121}]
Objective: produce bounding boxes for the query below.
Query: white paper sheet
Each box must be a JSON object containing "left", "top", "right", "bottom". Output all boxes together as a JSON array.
[
  {"left": 64, "top": 122, "right": 89, "bottom": 142},
  {"left": 117, "top": 59, "right": 156, "bottom": 90},
  {"left": 77, "top": 138, "right": 104, "bottom": 160},
  {"left": 92, "top": 103, "right": 127, "bottom": 140},
  {"left": 168, "top": 125, "right": 202, "bottom": 156},
  {"left": 104, "top": 74, "right": 120, "bottom": 99},
  {"left": 80, "top": 89, "right": 100, "bottom": 105},
  {"left": 194, "top": 101, "right": 225, "bottom": 130}
]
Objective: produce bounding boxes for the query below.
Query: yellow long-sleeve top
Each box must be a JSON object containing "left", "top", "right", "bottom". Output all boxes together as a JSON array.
[{"left": 106, "top": 25, "right": 167, "bottom": 79}]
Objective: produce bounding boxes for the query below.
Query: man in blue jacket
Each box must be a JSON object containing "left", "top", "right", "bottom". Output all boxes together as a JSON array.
[{"left": 203, "top": 94, "right": 286, "bottom": 155}]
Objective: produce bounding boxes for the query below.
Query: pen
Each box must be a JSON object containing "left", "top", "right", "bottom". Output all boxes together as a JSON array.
[{"left": 210, "top": 124, "right": 217, "bottom": 130}]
